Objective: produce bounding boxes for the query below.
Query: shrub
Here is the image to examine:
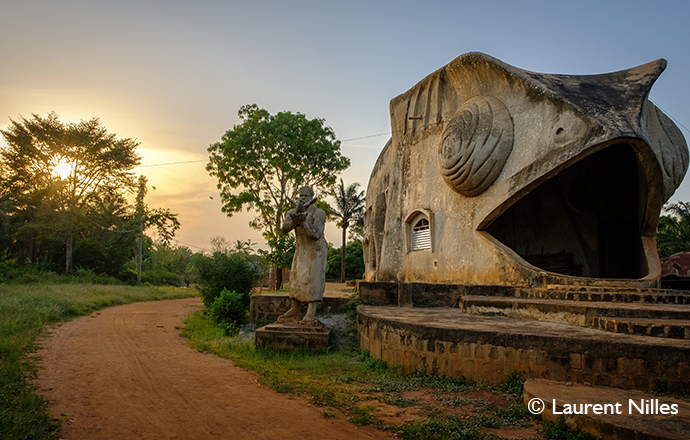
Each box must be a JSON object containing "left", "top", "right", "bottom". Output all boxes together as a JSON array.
[
  {"left": 208, "top": 289, "right": 249, "bottom": 334},
  {"left": 193, "top": 252, "right": 263, "bottom": 307},
  {"left": 501, "top": 370, "right": 525, "bottom": 395},
  {"left": 140, "top": 269, "right": 183, "bottom": 286}
]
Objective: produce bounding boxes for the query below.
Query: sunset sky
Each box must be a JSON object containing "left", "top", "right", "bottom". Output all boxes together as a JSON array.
[{"left": 2, "top": 0, "right": 690, "bottom": 252}]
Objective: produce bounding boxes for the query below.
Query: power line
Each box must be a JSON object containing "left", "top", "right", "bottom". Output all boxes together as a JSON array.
[
  {"left": 341, "top": 132, "right": 391, "bottom": 143},
  {"left": 172, "top": 238, "right": 209, "bottom": 252},
  {"left": 650, "top": 100, "right": 690, "bottom": 136},
  {"left": 137, "top": 159, "right": 206, "bottom": 168},
  {"left": 132, "top": 105, "right": 690, "bottom": 170}
]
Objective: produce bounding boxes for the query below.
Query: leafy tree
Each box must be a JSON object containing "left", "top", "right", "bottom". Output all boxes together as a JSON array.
[
  {"left": 0, "top": 112, "right": 140, "bottom": 273},
  {"left": 210, "top": 236, "right": 256, "bottom": 255},
  {"left": 207, "top": 104, "right": 350, "bottom": 287},
  {"left": 71, "top": 193, "right": 137, "bottom": 277},
  {"left": 133, "top": 175, "right": 180, "bottom": 281},
  {"left": 326, "top": 240, "right": 365, "bottom": 280},
  {"left": 330, "top": 179, "right": 365, "bottom": 282},
  {"left": 656, "top": 202, "right": 690, "bottom": 258},
  {"left": 146, "top": 243, "right": 193, "bottom": 273}
]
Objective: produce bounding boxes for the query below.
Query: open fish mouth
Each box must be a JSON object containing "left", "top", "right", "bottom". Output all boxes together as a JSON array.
[{"left": 482, "top": 141, "right": 649, "bottom": 280}]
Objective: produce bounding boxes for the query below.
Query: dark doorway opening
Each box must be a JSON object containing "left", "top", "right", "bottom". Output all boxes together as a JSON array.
[{"left": 485, "top": 144, "right": 644, "bottom": 279}]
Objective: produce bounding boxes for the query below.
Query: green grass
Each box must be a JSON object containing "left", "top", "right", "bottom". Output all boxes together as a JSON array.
[
  {"left": 182, "top": 309, "right": 369, "bottom": 406},
  {"left": 542, "top": 416, "right": 600, "bottom": 440},
  {"left": 396, "top": 415, "right": 485, "bottom": 440},
  {"left": 182, "top": 310, "right": 539, "bottom": 436},
  {"left": 0, "top": 283, "right": 196, "bottom": 440},
  {"left": 183, "top": 310, "right": 606, "bottom": 440}
]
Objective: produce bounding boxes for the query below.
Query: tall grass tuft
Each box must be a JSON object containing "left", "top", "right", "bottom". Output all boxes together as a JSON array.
[{"left": 0, "top": 283, "right": 196, "bottom": 439}]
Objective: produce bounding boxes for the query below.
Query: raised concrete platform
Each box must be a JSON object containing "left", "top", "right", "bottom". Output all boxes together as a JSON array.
[
  {"left": 524, "top": 379, "right": 690, "bottom": 440},
  {"left": 255, "top": 321, "right": 331, "bottom": 351},
  {"left": 357, "top": 305, "right": 690, "bottom": 392}
]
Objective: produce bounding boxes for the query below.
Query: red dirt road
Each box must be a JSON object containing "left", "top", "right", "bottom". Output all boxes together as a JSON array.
[{"left": 37, "top": 297, "right": 387, "bottom": 440}]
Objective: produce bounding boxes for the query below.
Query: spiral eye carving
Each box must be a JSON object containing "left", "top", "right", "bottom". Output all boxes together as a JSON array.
[{"left": 439, "top": 96, "right": 514, "bottom": 196}]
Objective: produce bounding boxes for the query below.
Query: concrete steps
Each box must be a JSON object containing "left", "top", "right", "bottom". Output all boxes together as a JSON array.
[
  {"left": 593, "top": 316, "right": 690, "bottom": 340},
  {"left": 460, "top": 295, "right": 690, "bottom": 340},
  {"left": 518, "top": 285, "right": 690, "bottom": 305},
  {"left": 357, "top": 281, "right": 690, "bottom": 436}
]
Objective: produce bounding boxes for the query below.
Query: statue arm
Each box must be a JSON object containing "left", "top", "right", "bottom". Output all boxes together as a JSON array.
[
  {"left": 302, "top": 209, "right": 326, "bottom": 240},
  {"left": 282, "top": 210, "right": 296, "bottom": 233}
]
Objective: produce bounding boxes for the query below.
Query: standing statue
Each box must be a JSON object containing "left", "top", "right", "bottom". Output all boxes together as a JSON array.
[{"left": 277, "top": 186, "right": 328, "bottom": 324}]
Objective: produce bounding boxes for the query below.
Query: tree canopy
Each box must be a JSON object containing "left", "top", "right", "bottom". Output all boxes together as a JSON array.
[
  {"left": 0, "top": 112, "right": 179, "bottom": 279},
  {"left": 330, "top": 179, "right": 365, "bottom": 281},
  {"left": 326, "top": 240, "right": 365, "bottom": 281},
  {"left": 207, "top": 104, "right": 350, "bottom": 241},
  {"left": 1, "top": 112, "right": 141, "bottom": 272},
  {"left": 656, "top": 201, "right": 690, "bottom": 258}
]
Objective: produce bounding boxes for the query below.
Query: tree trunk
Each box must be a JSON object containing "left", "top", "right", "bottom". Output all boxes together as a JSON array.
[
  {"left": 65, "top": 227, "right": 73, "bottom": 274},
  {"left": 30, "top": 234, "right": 38, "bottom": 264},
  {"left": 341, "top": 225, "right": 347, "bottom": 282},
  {"left": 137, "top": 220, "right": 143, "bottom": 283},
  {"left": 275, "top": 266, "right": 283, "bottom": 290}
]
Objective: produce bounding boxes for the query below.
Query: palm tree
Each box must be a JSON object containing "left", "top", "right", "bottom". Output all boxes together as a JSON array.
[
  {"left": 656, "top": 201, "right": 690, "bottom": 258},
  {"left": 332, "top": 179, "right": 366, "bottom": 282}
]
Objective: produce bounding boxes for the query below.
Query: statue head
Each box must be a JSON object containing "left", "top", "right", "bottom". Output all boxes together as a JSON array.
[{"left": 297, "top": 186, "right": 314, "bottom": 205}]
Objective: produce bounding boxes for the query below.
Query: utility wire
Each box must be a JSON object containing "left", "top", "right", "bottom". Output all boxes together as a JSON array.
[
  {"left": 650, "top": 100, "right": 690, "bottom": 136},
  {"left": 137, "top": 159, "right": 206, "bottom": 168},
  {"left": 341, "top": 132, "right": 391, "bottom": 143},
  {"left": 132, "top": 104, "right": 690, "bottom": 170},
  {"left": 172, "top": 238, "right": 209, "bottom": 252}
]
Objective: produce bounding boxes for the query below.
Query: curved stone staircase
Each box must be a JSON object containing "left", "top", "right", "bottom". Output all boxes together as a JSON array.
[{"left": 357, "top": 282, "right": 690, "bottom": 440}]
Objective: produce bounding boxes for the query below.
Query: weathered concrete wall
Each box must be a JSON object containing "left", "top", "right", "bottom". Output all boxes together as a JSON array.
[
  {"left": 357, "top": 280, "right": 515, "bottom": 307},
  {"left": 363, "top": 52, "right": 688, "bottom": 289},
  {"left": 358, "top": 306, "right": 690, "bottom": 392}
]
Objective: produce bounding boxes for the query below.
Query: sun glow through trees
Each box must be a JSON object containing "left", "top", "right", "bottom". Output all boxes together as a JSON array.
[{"left": 51, "top": 159, "right": 73, "bottom": 180}]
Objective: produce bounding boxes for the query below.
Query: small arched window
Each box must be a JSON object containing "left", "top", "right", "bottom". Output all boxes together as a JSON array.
[{"left": 411, "top": 218, "right": 431, "bottom": 251}]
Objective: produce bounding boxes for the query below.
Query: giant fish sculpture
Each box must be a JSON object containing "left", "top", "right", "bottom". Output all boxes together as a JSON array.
[{"left": 363, "top": 52, "right": 688, "bottom": 288}]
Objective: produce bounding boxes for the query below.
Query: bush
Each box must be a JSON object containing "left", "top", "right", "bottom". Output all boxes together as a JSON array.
[
  {"left": 140, "top": 269, "right": 183, "bottom": 286},
  {"left": 501, "top": 370, "right": 525, "bottom": 395},
  {"left": 0, "top": 262, "right": 122, "bottom": 285},
  {"left": 193, "top": 252, "right": 263, "bottom": 307},
  {"left": 208, "top": 289, "right": 249, "bottom": 333}
]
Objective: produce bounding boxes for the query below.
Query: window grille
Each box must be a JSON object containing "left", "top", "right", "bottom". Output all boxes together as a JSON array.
[{"left": 411, "top": 218, "right": 431, "bottom": 251}]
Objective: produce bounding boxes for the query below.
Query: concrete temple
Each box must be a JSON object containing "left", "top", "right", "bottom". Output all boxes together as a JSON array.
[{"left": 362, "top": 52, "right": 688, "bottom": 289}]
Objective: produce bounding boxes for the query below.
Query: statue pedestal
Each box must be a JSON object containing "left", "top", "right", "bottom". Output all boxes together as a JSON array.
[{"left": 255, "top": 321, "right": 331, "bottom": 351}]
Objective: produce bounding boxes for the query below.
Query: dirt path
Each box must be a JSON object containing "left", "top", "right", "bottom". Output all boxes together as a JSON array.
[{"left": 37, "top": 297, "right": 387, "bottom": 440}]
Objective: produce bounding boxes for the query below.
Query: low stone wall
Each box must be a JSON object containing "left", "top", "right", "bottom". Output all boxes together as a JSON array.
[
  {"left": 250, "top": 294, "right": 353, "bottom": 323},
  {"left": 356, "top": 281, "right": 517, "bottom": 307},
  {"left": 357, "top": 305, "right": 690, "bottom": 392}
]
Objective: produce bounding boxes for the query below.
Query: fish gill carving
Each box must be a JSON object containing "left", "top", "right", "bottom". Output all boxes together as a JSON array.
[{"left": 439, "top": 95, "right": 514, "bottom": 196}]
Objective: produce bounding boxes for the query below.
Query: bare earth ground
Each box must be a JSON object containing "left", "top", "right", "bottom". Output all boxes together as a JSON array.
[{"left": 36, "top": 296, "right": 389, "bottom": 440}]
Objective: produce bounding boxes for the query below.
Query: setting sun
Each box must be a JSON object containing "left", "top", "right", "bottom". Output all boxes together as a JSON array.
[{"left": 51, "top": 160, "right": 73, "bottom": 180}]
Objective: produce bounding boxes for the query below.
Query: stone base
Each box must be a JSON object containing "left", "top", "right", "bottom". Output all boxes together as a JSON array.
[
  {"left": 255, "top": 321, "right": 331, "bottom": 351},
  {"left": 250, "top": 294, "right": 353, "bottom": 323}
]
